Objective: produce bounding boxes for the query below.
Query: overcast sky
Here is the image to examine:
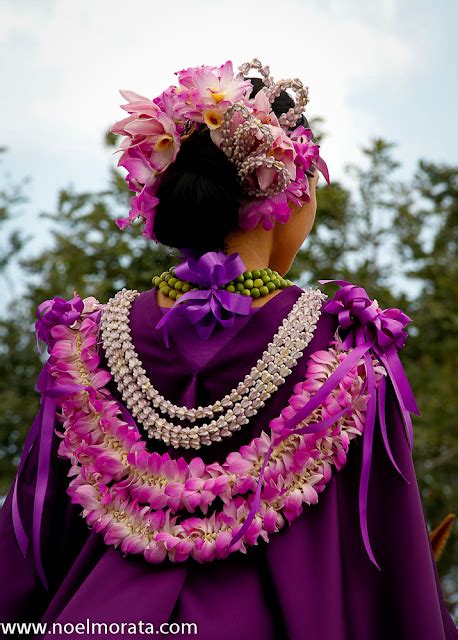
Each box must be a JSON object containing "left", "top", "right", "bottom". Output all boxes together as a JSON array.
[{"left": 1, "top": 0, "right": 457, "bottom": 309}]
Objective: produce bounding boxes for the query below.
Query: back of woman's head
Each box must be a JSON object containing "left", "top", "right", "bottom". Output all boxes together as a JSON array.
[{"left": 153, "top": 78, "right": 305, "bottom": 252}]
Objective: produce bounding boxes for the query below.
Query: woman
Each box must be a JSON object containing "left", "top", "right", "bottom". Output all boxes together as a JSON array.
[{"left": 0, "top": 58, "right": 456, "bottom": 640}]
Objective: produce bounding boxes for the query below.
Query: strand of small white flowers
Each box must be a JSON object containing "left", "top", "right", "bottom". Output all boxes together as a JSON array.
[{"left": 100, "top": 288, "right": 326, "bottom": 448}]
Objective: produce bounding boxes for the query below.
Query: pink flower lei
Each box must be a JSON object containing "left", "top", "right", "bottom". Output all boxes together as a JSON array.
[
  {"left": 31, "top": 295, "right": 379, "bottom": 567},
  {"left": 12, "top": 281, "right": 420, "bottom": 589},
  {"left": 110, "top": 58, "right": 330, "bottom": 241}
]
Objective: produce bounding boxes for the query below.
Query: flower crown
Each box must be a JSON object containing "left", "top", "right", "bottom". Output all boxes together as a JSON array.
[{"left": 110, "top": 58, "right": 330, "bottom": 241}]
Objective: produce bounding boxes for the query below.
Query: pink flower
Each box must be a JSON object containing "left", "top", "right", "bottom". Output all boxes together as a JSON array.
[
  {"left": 283, "top": 489, "right": 303, "bottom": 522},
  {"left": 103, "top": 521, "right": 131, "bottom": 547},
  {"left": 153, "top": 85, "right": 187, "bottom": 129},
  {"left": 120, "top": 533, "right": 149, "bottom": 555},
  {"left": 239, "top": 193, "right": 291, "bottom": 231},
  {"left": 112, "top": 90, "right": 180, "bottom": 173},
  {"left": 251, "top": 88, "right": 281, "bottom": 127},
  {"left": 255, "top": 125, "right": 296, "bottom": 191},
  {"left": 71, "top": 483, "right": 100, "bottom": 509},
  {"left": 144, "top": 540, "right": 167, "bottom": 564},
  {"left": 224, "top": 451, "right": 253, "bottom": 475},
  {"left": 262, "top": 507, "right": 278, "bottom": 533},
  {"left": 115, "top": 181, "right": 160, "bottom": 241},
  {"left": 35, "top": 294, "right": 84, "bottom": 349},
  {"left": 177, "top": 61, "right": 252, "bottom": 120}
]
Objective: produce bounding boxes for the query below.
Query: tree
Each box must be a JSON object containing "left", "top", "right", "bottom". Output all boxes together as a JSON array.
[
  {"left": 0, "top": 147, "right": 30, "bottom": 297},
  {"left": 394, "top": 161, "right": 458, "bottom": 608}
]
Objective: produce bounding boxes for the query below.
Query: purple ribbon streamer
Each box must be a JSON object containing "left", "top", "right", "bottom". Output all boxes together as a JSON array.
[
  {"left": 155, "top": 251, "right": 253, "bottom": 348},
  {"left": 376, "top": 372, "right": 409, "bottom": 482},
  {"left": 360, "top": 351, "right": 379, "bottom": 568},
  {"left": 12, "top": 362, "right": 91, "bottom": 590},
  {"left": 12, "top": 408, "right": 41, "bottom": 557}
]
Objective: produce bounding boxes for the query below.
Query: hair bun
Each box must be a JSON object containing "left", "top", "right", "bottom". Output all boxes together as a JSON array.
[{"left": 153, "top": 129, "right": 244, "bottom": 252}]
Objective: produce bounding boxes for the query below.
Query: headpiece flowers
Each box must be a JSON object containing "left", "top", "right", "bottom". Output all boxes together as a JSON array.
[{"left": 110, "top": 58, "right": 330, "bottom": 240}]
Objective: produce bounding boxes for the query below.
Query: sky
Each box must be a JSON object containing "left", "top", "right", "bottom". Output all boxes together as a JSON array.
[{"left": 1, "top": 0, "right": 457, "bottom": 311}]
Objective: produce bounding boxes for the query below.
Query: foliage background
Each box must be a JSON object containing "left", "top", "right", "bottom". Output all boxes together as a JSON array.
[{"left": 0, "top": 129, "right": 457, "bottom": 619}]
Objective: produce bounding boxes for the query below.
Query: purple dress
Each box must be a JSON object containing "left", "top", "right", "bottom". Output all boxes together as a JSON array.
[{"left": 0, "top": 284, "right": 456, "bottom": 639}]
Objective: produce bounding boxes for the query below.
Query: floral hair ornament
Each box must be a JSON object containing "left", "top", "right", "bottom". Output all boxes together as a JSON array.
[
  {"left": 155, "top": 249, "right": 253, "bottom": 348},
  {"left": 110, "top": 58, "right": 330, "bottom": 240}
]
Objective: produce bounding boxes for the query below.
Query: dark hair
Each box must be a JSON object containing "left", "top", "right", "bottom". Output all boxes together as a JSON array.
[{"left": 153, "top": 78, "right": 308, "bottom": 252}]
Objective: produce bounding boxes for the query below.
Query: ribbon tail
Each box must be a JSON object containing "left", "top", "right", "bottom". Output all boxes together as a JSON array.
[
  {"left": 32, "top": 386, "right": 57, "bottom": 592},
  {"left": 379, "top": 350, "right": 417, "bottom": 451},
  {"left": 383, "top": 348, "right": 420, "bottom": 416},
  {"left": 12, "top": 478, "right": 29, "bottom": 558},
  {"left": 377, "top": 373, "right": 410, "bottom": 484},
  {"left": 281, "top": 342, "right": 373, "bottom": 431},
  {"left": 277, "top": 405, "right": 350, "bottom": 441},
  {"left": 229, "top": 444, "right": 274, "bottom": 548},
  {"left": 12, "top": 407, "right": 42, "bottom": 557},
  {"left": 359, "top": 352, "right": 381, "bottom": 571}
]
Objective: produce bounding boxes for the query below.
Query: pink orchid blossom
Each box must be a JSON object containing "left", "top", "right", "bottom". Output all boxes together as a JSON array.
[
  {"left": 111, "top": 90, "right": 180, "bottom": 173},
  {"left": 178, "top": 61, "right": 252, "bottom": 116}
]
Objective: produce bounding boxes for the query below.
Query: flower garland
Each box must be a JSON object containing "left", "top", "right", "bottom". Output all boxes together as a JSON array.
[
  {"left": 12, "top": 281, "right": 420, "bottom": 589},
  {"left": 110, "top": 58, "right": 330, "bottom": 240},
  {"left": 35, "top": 294, "right": 382, "bottom": 565}
]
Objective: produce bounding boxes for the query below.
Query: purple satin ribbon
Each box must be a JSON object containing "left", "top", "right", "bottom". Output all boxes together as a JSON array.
[
  {"left": 12, "top": 362, "right": 92, "bottom": 590},
  {"left": 155, "top": 251, "right": 253, "bottom": 348},
  {"left": 319, "top": 279, "right": 420, "bottom": 447},
  {"left": 230, "top": 279, "right": 420, "bottom": 571}
]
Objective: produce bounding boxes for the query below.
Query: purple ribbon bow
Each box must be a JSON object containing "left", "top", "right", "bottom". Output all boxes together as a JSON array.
[
  {"left": 155, "top": 250, "right": 253, "bottom": 348},
  {"left": 230, "top": 279, "right": 420, "bottom": 572}
]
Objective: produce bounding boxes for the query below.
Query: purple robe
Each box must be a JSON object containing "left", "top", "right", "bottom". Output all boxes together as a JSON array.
[{"left": 0, "top": 284, "right": 456, "bottom": 639}]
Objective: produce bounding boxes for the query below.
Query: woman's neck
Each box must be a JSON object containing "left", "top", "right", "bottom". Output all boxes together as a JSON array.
[{"left": 224, "top": 225, "right": 274, "bottom": 271}]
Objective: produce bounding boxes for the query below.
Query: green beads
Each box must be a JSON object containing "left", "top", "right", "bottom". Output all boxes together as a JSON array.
[{"left": 152, "top": 265, "right": 294, "bottom": 303}]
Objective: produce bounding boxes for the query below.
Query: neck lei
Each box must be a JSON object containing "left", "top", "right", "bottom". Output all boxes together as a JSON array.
[{"left": 153, "top": 265, "right": 293, "bottom": 303}]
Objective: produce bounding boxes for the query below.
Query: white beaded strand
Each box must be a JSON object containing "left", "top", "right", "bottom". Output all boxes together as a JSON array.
[{"left": 100, "top": 287, "right": 326, "bottom": 449}]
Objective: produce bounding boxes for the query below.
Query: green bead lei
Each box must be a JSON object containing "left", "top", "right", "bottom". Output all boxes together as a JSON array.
[{"left": 152, "top": 267, "right": 294, "bottom": 301}]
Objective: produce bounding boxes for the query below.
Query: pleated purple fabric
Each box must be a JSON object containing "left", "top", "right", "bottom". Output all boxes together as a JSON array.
[{"left": 0, "top": 284, "right": 456, "bottom": 640}]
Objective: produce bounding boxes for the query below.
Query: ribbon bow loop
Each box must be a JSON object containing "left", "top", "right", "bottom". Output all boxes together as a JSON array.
[
  {"left": 319, "top": 280, "right": 413, "bottom": 355},
  {"left": 156, "top": 251, "right": 253, "bottom": 347}
]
